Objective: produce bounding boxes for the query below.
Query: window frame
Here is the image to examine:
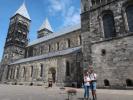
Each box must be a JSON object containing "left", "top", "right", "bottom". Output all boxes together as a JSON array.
[
  {"left": 40, "top": 64, "right": 44, "bottom": 77},
  {"left": 122, "top": 1, "right": 133, "bottom": 33},
  {"left": 99, "top": 10, "right": 116, "bottom": 39},
  {"left": 66, "top": 61, "right": 70, "bottom": 76},
  {"left": 67, "top": 39, "right": 71, "bottom": 48}
]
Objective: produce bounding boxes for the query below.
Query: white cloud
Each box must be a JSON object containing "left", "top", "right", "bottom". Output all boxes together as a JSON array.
[
  {"left": 63, "top": 6, "right": 80, "bottom": 27},
  {"left": 48, "top": 0, "right": 63, "bottom": 12},
  {"left": 48, "top": 0, "right": 80, "bottom": 27}
]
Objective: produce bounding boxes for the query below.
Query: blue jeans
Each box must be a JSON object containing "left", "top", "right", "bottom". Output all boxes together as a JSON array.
[
  {"left": 84, "top": 85, "right": 90, "bottom": 98},
  {"left": 91, "top": 82, "right": 96, "bottom": 90}
]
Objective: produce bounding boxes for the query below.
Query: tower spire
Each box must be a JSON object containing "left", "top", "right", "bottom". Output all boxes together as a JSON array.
[
  {"left": 37, "top": 18, "right": 53, "bottom": 38},
  {"left": 13, "top": 2, "right": 31, "bottom": 20},
  {"left": 38, "top": 18, "right": 53, "bottom": 32}
]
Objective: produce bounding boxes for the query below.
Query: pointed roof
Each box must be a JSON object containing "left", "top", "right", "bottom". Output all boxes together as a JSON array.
[
  {"left": 14, "top": 3, "right": 31, "bottom": 20},
  {"left": 38, "top": 18, "right": 53, "bottom": 32}
]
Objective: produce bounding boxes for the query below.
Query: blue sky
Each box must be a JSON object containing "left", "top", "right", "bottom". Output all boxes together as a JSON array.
[{"left": 0, "top": 0, "right": 80, "bottom": 60}]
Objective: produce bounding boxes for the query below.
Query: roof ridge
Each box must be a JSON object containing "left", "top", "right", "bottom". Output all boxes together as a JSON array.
[
  {"left": 28, "top": 24, "right": 81, "bottom": 46},
  {"left": 10, "top": 46, "right": 82, "bottom": 65}
]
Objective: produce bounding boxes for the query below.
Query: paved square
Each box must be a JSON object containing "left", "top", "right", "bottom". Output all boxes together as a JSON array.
[{"left": 0, "top": 85, "right": 133, "bottom": 100}]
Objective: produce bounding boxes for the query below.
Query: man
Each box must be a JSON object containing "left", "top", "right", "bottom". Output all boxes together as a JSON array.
[{"left": 88, "top": 66, "right": 97, "bottom": 100}]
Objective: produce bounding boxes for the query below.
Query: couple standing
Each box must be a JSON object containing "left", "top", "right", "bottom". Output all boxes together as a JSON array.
[{"left": 84, "top": 67, "right": 97, "bottom": 100}]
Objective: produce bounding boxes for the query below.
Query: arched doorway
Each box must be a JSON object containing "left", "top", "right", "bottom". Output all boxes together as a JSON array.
[
  {"left": 104, "top": 79, "right": 110, "bottom": 86},
  {"left": 126, "top": 79, "right": 133, "bottom": 87},
  {"left": 48, "top": 68, "right": 56, "bottom": 83}
]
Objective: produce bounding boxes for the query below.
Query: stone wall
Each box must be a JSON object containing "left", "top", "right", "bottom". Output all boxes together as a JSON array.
[
  {"left": 27, "top": 29, "right": 81, "bottom": 57},
  {"left": 8, "top": 58, "right": 58, "bottom": 85},
  {"left": 0, "top": 24, "right": 83, "bottom": 86},
  {"left": 81, "top": 0, "right": 133, "bottom": 88},
  {"left": 92, "top": 35, "right": 133, "bottom": 88},
  {"left": 88, "top": 0, "right": 127, "bottom": 42},
  {"left": 6, "top": 52, "right": 83, "bottom": 87}
]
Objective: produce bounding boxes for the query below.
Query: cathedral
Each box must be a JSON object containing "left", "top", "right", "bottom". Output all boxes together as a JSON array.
[
  {"left": 0, "top": 3, "right": 83, "bottom": 87},
  {"left": 0, "top": 0, "right": 133, "bottom": 88}
]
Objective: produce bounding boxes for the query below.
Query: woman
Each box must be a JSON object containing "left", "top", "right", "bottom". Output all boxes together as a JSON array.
[{"left": 83, "top": 70, "right": 91, "bottom": 100}]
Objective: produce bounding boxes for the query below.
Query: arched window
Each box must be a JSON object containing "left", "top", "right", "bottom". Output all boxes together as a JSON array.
[
  {"left": 31, "top": 66, "right": 33, "bottom": 77},
  {"left": 10, "top": 67, "right": 13, "bottom": 79},
  {"left": 28, "top": 47, "right": 33, "bottom": 57},
  {"left": 66, "top": 61, "right": 70, "bottom": 76},
  {"left": 104, "top": 79, "right": 110, "bottom": 86},
  {"left": 16, "top": 67, "right": 19, "bottom": 79},
  {"left": 48, "top": 45, "right": 51, "bottom": 52},
  {"left": 14, "top": 67, "right": 18, "bottom": 79},
  {"left": 102, "top": 12, "right": 116, "bottom": 38},
  {"left": 21, "top": 67, "right": 26, "bottom": 78},
  {"left": 126, "top": 5, "right": 133, "bottom": 32},
  {"left": 126, "top": 79, "right": 133, "bottom": 86},
  {"left": 40, "top": 46, "right": 43, "bottom": 54},
  {"left": 6, "top": 66, "right": 10, "bottom": 79},
  {"left": 66, "top": 39, "right": 71, "bottom": 48},
  {"left": 40, "top": 64, "right": 43, "bottom": 77},
  {"left": 78, "top": 35, "right": 82, "bottom": 45},
  {"left": 56, "top": 42, "right": 59, "bottom": 50},
  {"left": 48, "top": 68, "right": 56, "bottom": 83},
  {"left": 33, "top": 48, "right": 37, "bottom": 56},
  {"left": 67, "top": 39, "right": 71, "bottom": 48},
  {"left": 91, "top": 0, "right": 96, "bottom": 5}
]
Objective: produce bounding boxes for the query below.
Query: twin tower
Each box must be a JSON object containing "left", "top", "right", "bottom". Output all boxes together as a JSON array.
[{"left": 1, "top": 3, "right": 53, "bottom": 69}]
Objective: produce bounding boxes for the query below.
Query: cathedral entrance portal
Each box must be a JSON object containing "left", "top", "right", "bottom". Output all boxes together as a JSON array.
[{"left": 48, "top": 68, "right": 56, "bottom": 83}]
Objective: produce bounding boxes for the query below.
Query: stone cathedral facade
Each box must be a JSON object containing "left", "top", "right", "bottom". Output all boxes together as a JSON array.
[
  {"left": 81, "top": 0, "right": 133, "bottom": 88},
  {"left": 0, "top": 3, "right": 83, "bottom": 87},
  {"left": 0, "top": 0, "right": 133, "bottom": 88}
]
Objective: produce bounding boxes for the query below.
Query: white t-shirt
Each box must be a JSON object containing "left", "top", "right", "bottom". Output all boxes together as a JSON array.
[
  {"left": 89, "top": 73, "right": 97, "bottom": 81},
  {"left": 84, "top": 76, "right": 91, "bottom": 86}
]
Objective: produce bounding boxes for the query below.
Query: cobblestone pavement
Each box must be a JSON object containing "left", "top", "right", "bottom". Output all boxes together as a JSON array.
[{"left": 0, "top": 85, "right": 133, "bottom": 100}]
